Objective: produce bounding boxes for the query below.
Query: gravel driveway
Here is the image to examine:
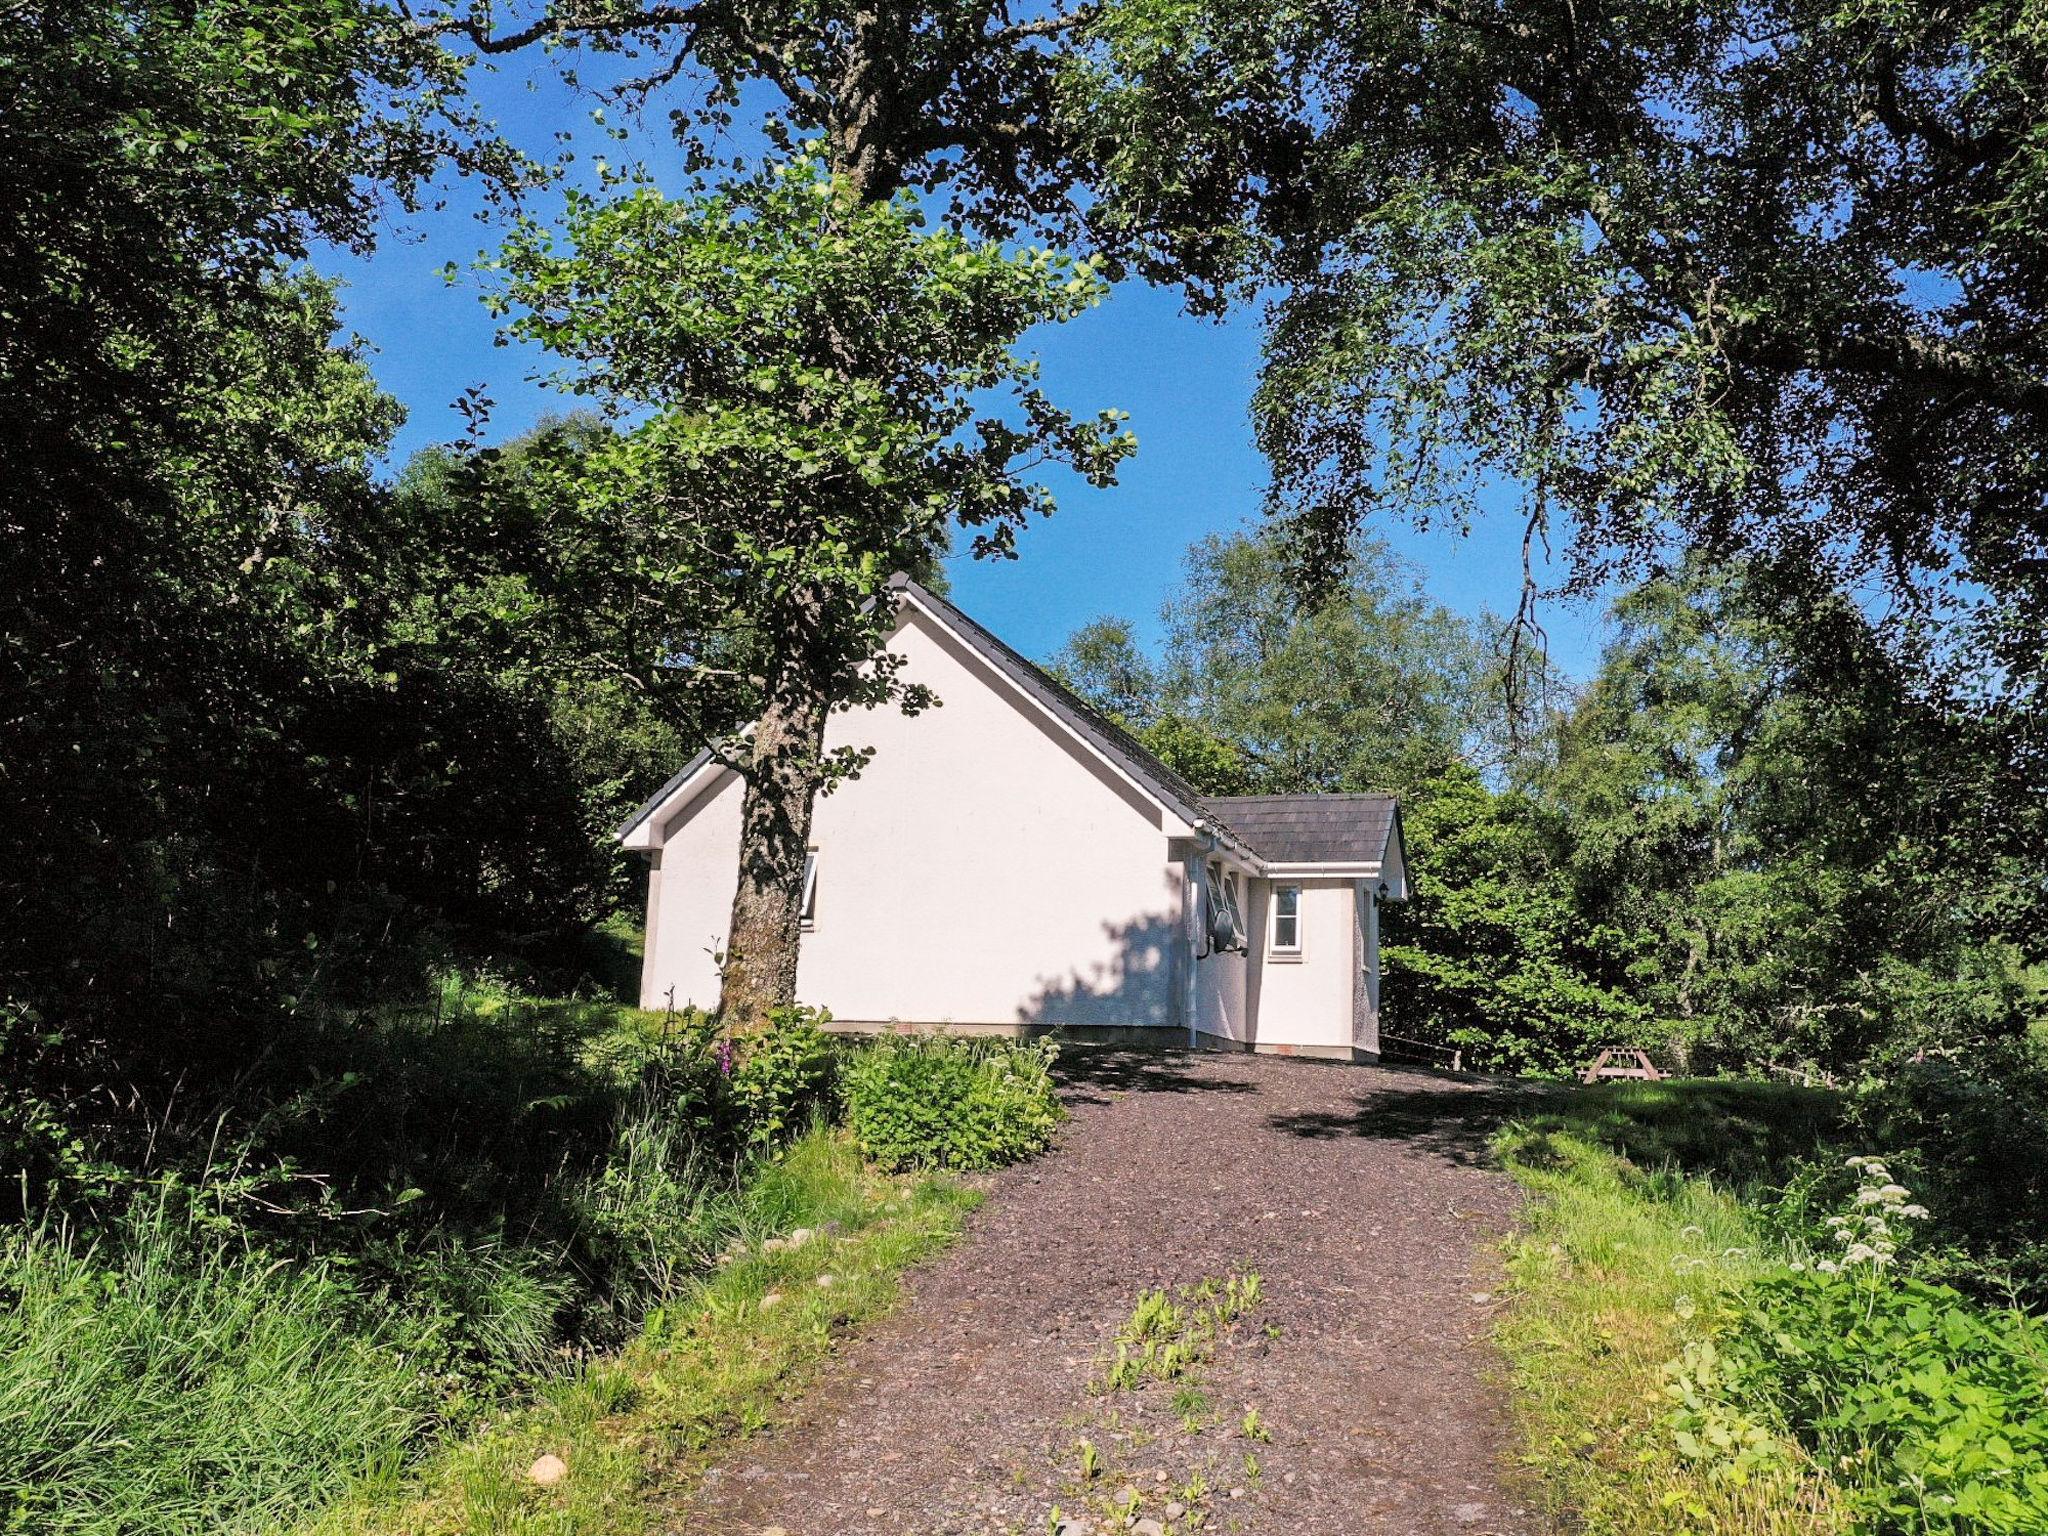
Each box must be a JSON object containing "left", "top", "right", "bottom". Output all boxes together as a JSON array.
[{"left": 676, "top": 1052, "right": 1534, "bottom": 1536}]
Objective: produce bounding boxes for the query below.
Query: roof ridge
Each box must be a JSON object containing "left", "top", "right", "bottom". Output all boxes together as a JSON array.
[{"left": 1202, "top": 791, "right": 1398, "bottom": 801}]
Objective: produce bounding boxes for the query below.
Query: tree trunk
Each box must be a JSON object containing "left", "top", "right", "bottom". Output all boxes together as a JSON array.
[
  {"left": 718, "top": 656, "right": 831, "bottom": 1033},
  {"left": 716, "top": 33, "right": 898, "bottom": 1033}
]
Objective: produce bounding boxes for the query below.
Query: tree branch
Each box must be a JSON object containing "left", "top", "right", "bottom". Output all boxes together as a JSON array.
[{"left": 421, "top": 1, "right": 717, "bottom": 55}]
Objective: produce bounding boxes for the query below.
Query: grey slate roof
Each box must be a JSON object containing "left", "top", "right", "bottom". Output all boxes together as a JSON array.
[
  {"left": 1198, "top": 794, "right": 1400, "bottom": 866},
  {"left": 618, "top": 576, "right": 1399, "bottom": 870}
]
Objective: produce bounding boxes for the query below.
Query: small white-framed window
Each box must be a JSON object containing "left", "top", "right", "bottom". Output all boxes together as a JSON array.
[
  {"left": 1270, "top": 883, "right": 1302, "bottom": 955},
  {"left": 799, "top": 852, "right": 818, "bottom": 927}
]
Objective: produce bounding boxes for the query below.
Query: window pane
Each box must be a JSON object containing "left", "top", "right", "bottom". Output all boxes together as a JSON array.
[
  {"left": 1273, "top": 885, "right": 1301, "bottom": 950},
  {"left": 800, "top": 853, "right": 818, "bottom": 921}
]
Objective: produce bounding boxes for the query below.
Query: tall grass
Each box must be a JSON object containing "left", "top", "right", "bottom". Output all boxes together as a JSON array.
[
  {"left": 0, "top": 1196, "right": 429, "bottom": 1536},
  {"left": 305, "top": 1129, "right": 979, "bottom": 1536},
  {"left": 1, "top": 986, "right": 776, "bottom": 1535},
  {"left": 3, "top": 984, "right": 1032, "bottom": 1534},
  {"left": 1495, "top": 1113, "right": 1851, "bottom": 1534}
]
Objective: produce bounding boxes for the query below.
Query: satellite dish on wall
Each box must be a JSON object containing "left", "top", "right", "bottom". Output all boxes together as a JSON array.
[{"left": 1203, "top": 864, "right": 1249, "bottom": 954}]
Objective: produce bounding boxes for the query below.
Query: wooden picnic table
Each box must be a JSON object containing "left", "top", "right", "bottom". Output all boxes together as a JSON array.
[{"left": 1578, "top": 1046, "right": 1665, "bottom": 1084}]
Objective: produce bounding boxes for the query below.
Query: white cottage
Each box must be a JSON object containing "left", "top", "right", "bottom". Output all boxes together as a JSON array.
[{"left": 619, "top": 577, "right": 1408, "bottom": 1060}]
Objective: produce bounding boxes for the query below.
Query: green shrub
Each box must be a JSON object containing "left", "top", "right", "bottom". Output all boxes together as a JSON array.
[
  {"left": 729, "top": 1005, "right": 840, "bottom": 1147},
  {"left": 1823, "top": 1041, "right": 2048, "bottom": 1304},
  {"left": 1729, "top": 1271, "right": 2048, "bottom": 1533},
  {"left": 842, "top": 1034, "right": 1062, "bottom": 1172},
  {"left": 1704, "top": 1159, "right": 2048, "bottom": 1534}
]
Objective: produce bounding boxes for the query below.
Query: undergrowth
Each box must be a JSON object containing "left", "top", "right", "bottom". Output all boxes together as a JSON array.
[
  {"left": 1496, "top": 1079, "right": 2048, "bottom": 1535},
  {"left": 842, "top": 1032, "right": 1063, "bottom": 1171},
  {"left": 1, "top": 982, "right": 1036, "bottom": 1535},
  {"left": 304, "top": 1131, "right": 977, "bottom": 1536},
  {"left": 1495, "top": 1115, "right": 1851, "bottom": 1535}
]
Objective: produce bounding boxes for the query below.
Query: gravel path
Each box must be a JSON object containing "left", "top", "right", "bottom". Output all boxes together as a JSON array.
[{"left": 677, "top": 1052, "right": 1534, "bottom": 1536}]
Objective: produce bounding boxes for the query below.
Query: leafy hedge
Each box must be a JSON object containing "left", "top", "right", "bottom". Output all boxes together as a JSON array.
[{"left": 843, "top": 1034, "right": 1063, "bottom": 1172}]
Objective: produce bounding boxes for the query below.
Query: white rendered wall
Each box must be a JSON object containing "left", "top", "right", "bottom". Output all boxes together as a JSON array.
[
  {"left": 1243, "top": 877, "right": 1358, "bottom": 1052},
  {"left": 639, "top": 608, "right": 1185, "bottom": 1029}
]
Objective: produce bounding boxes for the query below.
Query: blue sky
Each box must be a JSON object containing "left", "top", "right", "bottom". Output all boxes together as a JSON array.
[{"left": 326, "top": 52, "right": 1615, "bottom": 678}]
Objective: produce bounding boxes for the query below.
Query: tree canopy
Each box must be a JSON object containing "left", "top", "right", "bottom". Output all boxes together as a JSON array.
[
  {"left": 492, "top": 153, "right": 1133, "bottom": 1024},
  {"left": 1076, "top": 0, "right": 2048, "bottom": 732},
  {"left": 1051, "top": 525, "right": 1527, "bottom": 797}
]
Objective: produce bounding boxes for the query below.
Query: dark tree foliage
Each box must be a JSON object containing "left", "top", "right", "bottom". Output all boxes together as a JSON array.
[
  {"left": 1380, "top": 765, "right": 1650, "bottom": 1076},
  {"left": 0, "top": 2, "right": 554, "bottom": 1185},
  {"left": 1081, "top": 1, "right": 2048, "bottom": 747}
]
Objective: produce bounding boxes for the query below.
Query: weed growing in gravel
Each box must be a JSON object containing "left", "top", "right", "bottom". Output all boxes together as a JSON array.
[
  {"left": 1238, "top": 1408, "right": 1269, "bottom": 1442},
  {"left": 1047, "top": 1274, "right": 1265, "bottom": 1535},
  {"left": 1096, "top": 1272, "right": 1262, "bottom": 1394},
  {"left": 1171, "top": 1385, "right": 1212, "bottom": 1432}
]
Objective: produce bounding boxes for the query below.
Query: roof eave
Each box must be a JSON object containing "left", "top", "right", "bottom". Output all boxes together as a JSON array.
[{"left": 616, "top": 749, "right": 716, "bottom": 847}]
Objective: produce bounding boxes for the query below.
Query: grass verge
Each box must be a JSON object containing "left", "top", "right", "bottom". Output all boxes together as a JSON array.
[
  {"left": 303, "top": 1128, "right": 978, "bottom": 1536},
  {"left": 1493, "top": 1093, "right": 1851, "bottom": 1536}
]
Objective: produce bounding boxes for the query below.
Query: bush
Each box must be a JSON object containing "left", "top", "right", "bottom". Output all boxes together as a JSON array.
[
  {"left": 1729, "top": 1270, "right": 2048, "bottom": 1533},
  {"left": 1703, "top": 1159, "right": 2048, "bottom": 1534},
  {"left": 843, "top": 1034, "right": 1062, "bottom": 1172},
  {"left": 1824, "top": 1040, "right": 2048, "bottom": 1303},
  {"left": 729, "top": 1006, "right": 840, "bottom": 1147}
]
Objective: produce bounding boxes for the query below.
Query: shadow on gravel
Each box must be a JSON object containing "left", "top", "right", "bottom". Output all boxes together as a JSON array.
[
  {"left": 1053, "top": 1048, "right": 1259, "bottom": 1104},
  {"left": 1266, "top": 1078, "right": 1558, "bottom": 1166}
]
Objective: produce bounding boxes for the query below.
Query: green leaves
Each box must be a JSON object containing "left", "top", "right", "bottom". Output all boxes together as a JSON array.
[
  {"left": 842, "top": 1035, "right": 1063, "bottom": 1173},
  {"left": 1222, "top": 0, "right": 2048, "bottom": 727},
  {"left": 1728, "top": 1268, "right": 2048, "bottom": 1533},
  {"left": 491, "top": 148, "right": 1133, "bottom": 759}
]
